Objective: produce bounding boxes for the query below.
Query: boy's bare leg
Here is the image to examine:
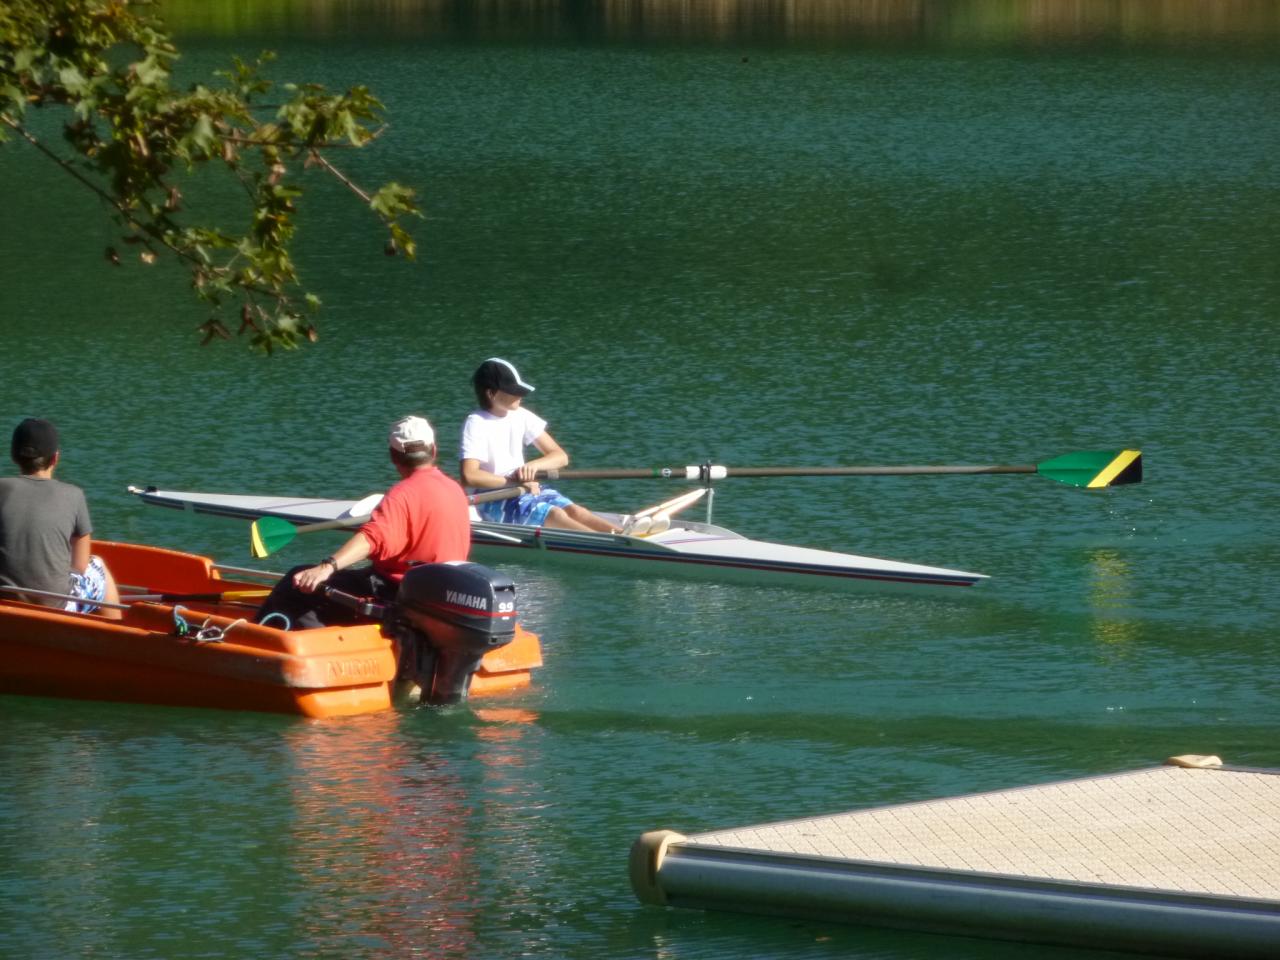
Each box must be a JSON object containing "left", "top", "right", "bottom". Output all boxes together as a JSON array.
[{"left": 542, "top": 504, "right": 619, "bottom": 534}]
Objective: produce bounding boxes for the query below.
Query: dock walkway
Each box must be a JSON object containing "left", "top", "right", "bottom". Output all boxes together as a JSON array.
[{"left": 630, "top": 756, "right": 1280, "bottom": 958}]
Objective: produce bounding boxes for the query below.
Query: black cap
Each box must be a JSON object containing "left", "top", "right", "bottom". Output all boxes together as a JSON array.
[
  {"left": 472, "top": 358, "right": 535, "bottom": 397},
  {"left": 11, "top": 418, "right": 59, "bottom": 460}
]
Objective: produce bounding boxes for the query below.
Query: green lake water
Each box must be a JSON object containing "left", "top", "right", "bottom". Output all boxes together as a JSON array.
[{"left": 2, "top": 3, "right": 1278, "bottom": 957}]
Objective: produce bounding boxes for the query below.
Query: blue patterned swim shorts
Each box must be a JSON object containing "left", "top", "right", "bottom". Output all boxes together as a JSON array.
[
  {"left": 476, "top": 488, "right": 574, "bottom": 526},
  {"left": 66, "top": 555, "right": 108, "bottom": 614}
]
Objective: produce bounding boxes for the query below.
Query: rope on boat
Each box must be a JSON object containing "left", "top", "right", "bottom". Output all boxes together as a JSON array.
[
  {"left": 191, "top": 618, "right": 247, "bottom": 643},
  {"left": 171, "top": 605, "right": 249, "bottom": 643},
  {"left": 258, "top": 611, "right": 292, "bottom": 631}
]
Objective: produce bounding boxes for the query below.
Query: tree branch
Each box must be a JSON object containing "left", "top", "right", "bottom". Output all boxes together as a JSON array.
[
  {"left": 2, "top": 3, "right": 418, "bottom": 352},
  {"left": 307, "top": 147, "right": 373, "bottom": 204}
]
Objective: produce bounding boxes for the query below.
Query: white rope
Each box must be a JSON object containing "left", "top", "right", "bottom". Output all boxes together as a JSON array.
[{"left": 191, "top": 616, "right": 248, "bottom": 644}]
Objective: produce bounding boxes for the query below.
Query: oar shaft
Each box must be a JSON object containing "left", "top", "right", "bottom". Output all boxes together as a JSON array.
[
  {"left": 293, "top": 516, "right": 363, "bottom": 535},
  {"left": 2, "top": 583, "right": 267, "bottom": 609},
  {"left": 251, "top": 485, "right": 533, "bottom": 559},
  {"left": 542, "top": 467, "right": 681, "bottom": 480},
  {"left": 544, "top": 464, "right": 1037, "bottom": 480},
  {"left": 0, "top": 584, "right": 131, "bottom": 611},
  {"left": 724, "top": 464, "right": 1037, "bottom": 477},
  {"left": 293, "top": 485, "right": 527, "bottom": 535},
  {"left": 213, "top": 563, "right": 286, "bottom": 580},
  {"left": 120, "top": 590, "right": 269, "bottom": 603}
]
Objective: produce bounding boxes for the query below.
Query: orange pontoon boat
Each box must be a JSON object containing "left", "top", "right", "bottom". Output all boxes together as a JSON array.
[{"left": 0, "top": 541, "right": 542, "bottom": 719}]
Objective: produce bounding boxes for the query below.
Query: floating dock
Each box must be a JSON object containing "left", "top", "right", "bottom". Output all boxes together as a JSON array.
[{"left": 630, "top": 756, "right": 1280, "bottom": 958}]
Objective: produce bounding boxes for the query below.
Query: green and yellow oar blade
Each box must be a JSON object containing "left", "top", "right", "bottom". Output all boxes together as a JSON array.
[
  {"left": 1037, "top": 449, "right": 1142, "bottom": 488},
  {"left": 250, "top": 516, "right": 299, "bottom": 559}
]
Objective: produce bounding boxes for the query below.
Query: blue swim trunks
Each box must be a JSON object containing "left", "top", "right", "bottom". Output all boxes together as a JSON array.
[
  {"left": 66, "top": 555, "right": 108, "bottom": 614},
  {"left": 476, "top": 488, "right": 574, "bottom": 526}
]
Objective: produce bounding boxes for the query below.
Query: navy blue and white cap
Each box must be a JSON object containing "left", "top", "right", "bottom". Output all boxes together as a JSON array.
[{"left": 473, "top": 358, "right": 535, "bottom": 397}]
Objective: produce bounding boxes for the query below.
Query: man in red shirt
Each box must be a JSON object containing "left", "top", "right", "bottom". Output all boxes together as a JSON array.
[{"left": 255, "top": 415, "right": 471, "bottom": 629}]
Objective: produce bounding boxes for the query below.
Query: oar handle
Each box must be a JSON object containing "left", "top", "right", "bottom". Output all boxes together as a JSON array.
[
  {"left": 320, "top": 585, "right": 387, "bottom": 620},
  {"left": 469, "top": 485, "right": 529, "bottom": 504}
]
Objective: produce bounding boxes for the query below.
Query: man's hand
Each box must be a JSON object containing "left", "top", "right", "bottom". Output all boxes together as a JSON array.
[{"left": 293, "top": 563, "right": 334, "bottom": 593}]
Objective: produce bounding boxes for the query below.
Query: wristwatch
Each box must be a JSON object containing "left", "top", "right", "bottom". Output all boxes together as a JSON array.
[{"left": 321, "top": 556, "right": 338, "bottom": 571}]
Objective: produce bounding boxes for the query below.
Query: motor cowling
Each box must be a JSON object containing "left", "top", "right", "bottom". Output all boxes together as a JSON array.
[{"left": 393, "top": 561, "right": 517, "bottom": 705}]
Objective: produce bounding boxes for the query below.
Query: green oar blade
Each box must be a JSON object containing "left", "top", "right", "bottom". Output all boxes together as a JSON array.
[
  {"left": 1037, "top": 449, "right": 1143, "bottom": 488},
  {"left": 250, "top": 516, "right": 298, "bottom": 559}
]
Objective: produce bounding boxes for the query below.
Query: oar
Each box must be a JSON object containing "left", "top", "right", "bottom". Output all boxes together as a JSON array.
[
  {"left": 2, "top": 583, "right": 269, "bottom": 609},
  {"left": 249, "top": 491, "right": 384, "bottom": 559},
  {"left": 541, "top": 450, "right": 1142, "bottom": 489},
  {"left": 249, "top": 485, "right": 530, "bottom": 558},
  {"left": 0, "top": 584, "right": 134, "bottom": 612},
  {"left": 212, "top": 563, "right": 286, "bottom": 581},
  {"left": 120, "top": 589, "right": 270, "bottom": 604},
  {"left": 632, "top": 486, "right": 707, "bottom": 521}
]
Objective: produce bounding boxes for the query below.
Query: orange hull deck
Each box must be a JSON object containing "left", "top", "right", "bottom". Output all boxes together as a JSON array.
[{"left": 0, "top": 541, "right": 542, "bottom": 718}]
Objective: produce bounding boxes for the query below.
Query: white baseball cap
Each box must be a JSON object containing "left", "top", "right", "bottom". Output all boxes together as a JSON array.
[{"left": 388, "top": 415, "right": 435, "bottom": 451}]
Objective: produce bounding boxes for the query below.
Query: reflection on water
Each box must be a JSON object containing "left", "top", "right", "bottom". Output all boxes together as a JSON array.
[
  {"left": 281, "top": 707, "right": 541, "bottom": 958},
  {"left": 161, "top": 0, "right": 1280, "bottom": 48},
  {"left": 1087, "top": 548, "right": 1140, "bottom": 651},
  {"left": 0, "top": 704, "right": 545, "bottom": 959}
]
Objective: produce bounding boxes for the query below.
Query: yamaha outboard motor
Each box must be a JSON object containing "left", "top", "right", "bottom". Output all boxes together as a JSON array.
[{"left": 393, "top": 561, "right": 517, "bottom": 705}]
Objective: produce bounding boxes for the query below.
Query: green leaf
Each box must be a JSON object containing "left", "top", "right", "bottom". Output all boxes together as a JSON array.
[
  {"left": 369, "top": 182, "right": 419, "bottom": 218},
  {"left": 133, "top": 54, "right": 168, "bottom": 87},
  {"left": 57, "top": 64, "right": 89, "bottom": 95},
  {"left": 191, "top": 113, "right": 217, "bottom": 154},
  {"left": 390, "top": 222, "right": 417, "bottom": 261}
]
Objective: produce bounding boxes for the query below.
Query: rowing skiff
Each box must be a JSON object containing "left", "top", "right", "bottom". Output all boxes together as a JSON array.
[
  {"left": 130, "top": 486, "right": 989, "bottom": 591},
  {"left": 0, "top": 541, "right": 542, "bottom": 718}
]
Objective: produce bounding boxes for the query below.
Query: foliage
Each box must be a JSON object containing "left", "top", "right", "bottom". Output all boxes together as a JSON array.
[{"left": 0, "top": 0, "right": 419, "bottom": 351}]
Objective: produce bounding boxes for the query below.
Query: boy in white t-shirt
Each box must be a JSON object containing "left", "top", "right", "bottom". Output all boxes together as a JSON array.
[{"left": 459, "top": 359, "right": 653, "bottom": 534}]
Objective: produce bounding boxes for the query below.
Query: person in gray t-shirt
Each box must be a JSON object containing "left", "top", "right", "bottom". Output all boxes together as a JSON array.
[{"left": 0, "top": 418, "right": 121, "bottom": 619}]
